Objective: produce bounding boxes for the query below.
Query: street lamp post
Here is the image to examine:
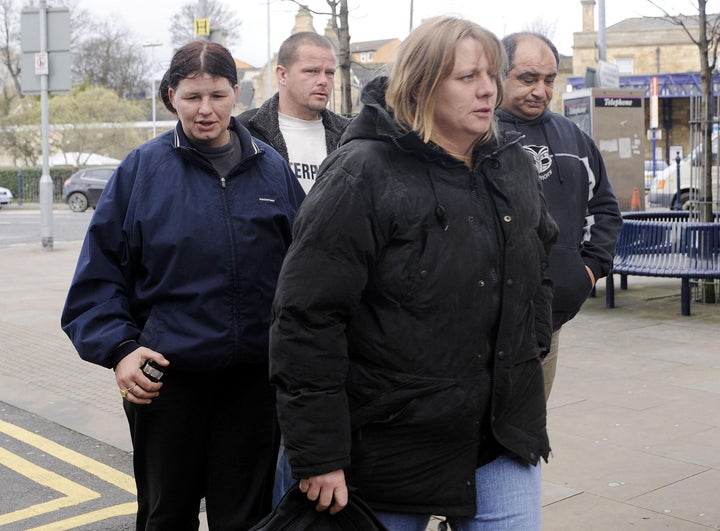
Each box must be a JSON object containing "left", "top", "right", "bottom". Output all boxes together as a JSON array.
[
  {"left": 142, "top": 41, "right": 162, "bottom": 138},
  {"left": 150, "top": 78, "right": 157, "bottom": 138}
]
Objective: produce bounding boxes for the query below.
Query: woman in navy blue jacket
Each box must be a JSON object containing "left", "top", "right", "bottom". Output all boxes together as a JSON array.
[{"left": 61, "top": 41, "right": 304, "bottom": 530}]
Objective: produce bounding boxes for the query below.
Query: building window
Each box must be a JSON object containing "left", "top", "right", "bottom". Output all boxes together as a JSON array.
[
  {"left": 616, "top": 57, "right": 634, "bottom": 75},
  {"left": 359, "top": 51, "right": 374, "bottom": 63}
]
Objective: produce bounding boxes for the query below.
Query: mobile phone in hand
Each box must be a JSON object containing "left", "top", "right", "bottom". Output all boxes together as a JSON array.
[{"left": 142, "top": 359, "right": 164, "bottom": 382}]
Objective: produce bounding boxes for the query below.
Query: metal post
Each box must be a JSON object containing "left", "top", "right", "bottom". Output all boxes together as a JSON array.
[
  {"left": 598, "top": 0, "right": 606, "bottom": 61},
  {"left": 674, "top": 151, "right": 682, "bottom": 210},
  {"left": 651, "top": 131, "right": 657, "bottom": 178},
  {"left": 151, "top": 78, "right": 157, "bottom": 137},
  {"left": 142, "top": 42, "right": 161, "bottom": 138},
  {"left": 409, "top": 0, "right": 414, "bottom": 33},
  {"left": 198, "top": 0, "right": 208, "bottom": 40},
  {"left": 266, "top": 0, "right": 272, "bottom": 101},
  {"left": 39, "top": 0, "right": 53, "bottom": 250},
  {"left": 17, "top": 170, "right": 23, "bottom": 206}
]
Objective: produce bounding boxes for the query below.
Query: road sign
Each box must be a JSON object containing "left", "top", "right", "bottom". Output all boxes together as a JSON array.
[
  {"left": 20, "top": 7, "right": 71, "bottom": 94},
  {"left": 34, "top": 52, "right": 48, "bottom": 75},
  {"left": 194, "top": 17, "right": 210, "bottom": 36}
]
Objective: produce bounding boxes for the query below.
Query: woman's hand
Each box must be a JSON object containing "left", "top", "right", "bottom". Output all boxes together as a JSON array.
[
  {"left": 115, "top": 347, "right": 169, "bottom": 404},
  {"left": 299, "top": 469, "right": 348, "bottom": 514},
  {"left": 585, "top": 265, "right": 596, "bottom": 287}
]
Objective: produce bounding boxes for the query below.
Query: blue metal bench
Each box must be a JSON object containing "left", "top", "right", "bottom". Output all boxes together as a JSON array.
[{"left": 605, "top": 212, "right": 720, "bottom": 315}]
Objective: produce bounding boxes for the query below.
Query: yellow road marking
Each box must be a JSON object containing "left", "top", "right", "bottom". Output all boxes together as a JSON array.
[
  {"left": 0, "top": 446, "right": 100, "bottom": 525},
  {"left": 0, "top": 419, "right": 135, "bottom": 493},
  {"left": 26, "top": 502, "right": 137, "bottom": 531},
  {"left": 0, "top": 418, "right": 137, "bottom": 528}
]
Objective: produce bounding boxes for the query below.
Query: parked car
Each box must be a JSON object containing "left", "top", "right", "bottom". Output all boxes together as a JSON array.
[
  {"left": 62, "top": 166, "right": 116, "bottom": 212},
  {"left": 644, "top": 159, "right": 668, "bottom": 190},
  {"left": 647, "top": 141, "right": 720, "bottom": 210},
  {"left": 0, "top": 186, "right": 13, "bottom": 207}
]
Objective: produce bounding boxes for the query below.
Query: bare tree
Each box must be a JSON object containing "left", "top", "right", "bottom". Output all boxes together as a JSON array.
[
  {"left": 169, "top": 0, "right": 242, "bottom": 49},
  {"left": 523, "top": 17, "right": 557, "bottom": 42},
  {"left": 0, "top": 0, "right": 142, "bottom": 104},
  {"left": 0, "top": 0, "right": 22, "bottom": 103},
  {"left": 648, "top": 0, "right": 718, "bottom": 304},
  {"left": 649, "top": 0, "right": 719, "bottom": 222},
  {"left": 283, "top": 0, "right": 352, "bottom": 115},
  {"left": 72, "top": 21, "right": 150, "bottom": 98}
]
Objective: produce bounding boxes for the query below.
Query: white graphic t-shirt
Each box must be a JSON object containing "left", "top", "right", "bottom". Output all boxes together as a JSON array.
[{"left": 279, "top": 112, "right": 327, "bottom": 194}]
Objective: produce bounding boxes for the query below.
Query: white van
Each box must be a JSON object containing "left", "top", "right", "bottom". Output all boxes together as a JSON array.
[{"left": 647, "top": 139, "right": 720, "bottom": 210}]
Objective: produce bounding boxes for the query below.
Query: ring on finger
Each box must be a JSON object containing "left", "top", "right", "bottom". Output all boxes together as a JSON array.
[{"left": 119, "top": 383, "right": 137, "bottom": 398}]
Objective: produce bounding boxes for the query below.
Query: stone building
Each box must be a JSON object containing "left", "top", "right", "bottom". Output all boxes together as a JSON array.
[{"left": 568, "top": 0, "right": 717, "bottom": 160}]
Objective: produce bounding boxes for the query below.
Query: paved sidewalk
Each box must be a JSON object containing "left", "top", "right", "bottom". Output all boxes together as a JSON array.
[{"left": 1, "top": 239, "right": 719, "bottom": 530}]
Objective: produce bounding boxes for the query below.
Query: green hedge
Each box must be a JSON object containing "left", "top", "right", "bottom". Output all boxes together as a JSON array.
[{"left": 0, "top": 167, "right": 77, "bottom": 203}]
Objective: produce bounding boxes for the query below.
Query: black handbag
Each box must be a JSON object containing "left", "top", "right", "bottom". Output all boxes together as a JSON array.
[{"left": 250, "top": 482, "right": 388, "bottom": 531}]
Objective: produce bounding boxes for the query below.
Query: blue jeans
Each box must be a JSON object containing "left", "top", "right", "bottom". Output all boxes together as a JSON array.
[
  {"left": 272, "top": 441, "right": 294, "bottom": 508},
  {"left": 375, "top": 453, "right": 542, "bottom": 531}
]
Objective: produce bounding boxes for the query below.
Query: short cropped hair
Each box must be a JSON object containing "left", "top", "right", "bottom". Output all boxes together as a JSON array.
[
  {"left": 386, "top": 16, "right": 506, "bottom": 144},
  {"left": 502, "top": 32, "right": 559, "bottom": 76},
  {"left": 159, "top": 40, "right": 238, "bottom": 113},
  {"left": 277, "top": 32, "right": 337, "bottom": 68}
]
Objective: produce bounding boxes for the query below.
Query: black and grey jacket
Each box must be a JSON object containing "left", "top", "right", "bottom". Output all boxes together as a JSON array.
[
  {"left": 237, "top": 93, "right": 351, "bottom": 161},
  {"left": 497, "top": 108, "right": 622, "bottom": 330},
  {"left": 270, "top": 77, "right": 558, "bottom": 517}
]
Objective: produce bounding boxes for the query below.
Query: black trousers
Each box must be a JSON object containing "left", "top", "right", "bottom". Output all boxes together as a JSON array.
[{"left": 123, "top": 362, "right": 279, "bottom": 531}]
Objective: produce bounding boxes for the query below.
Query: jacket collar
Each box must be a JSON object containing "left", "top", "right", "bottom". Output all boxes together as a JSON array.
[
  {"left": 496, "top": 107, "right": 552, "bottom": 127},
  {"left": 172, "top": 116, "right": 262, "bottom": 164}
]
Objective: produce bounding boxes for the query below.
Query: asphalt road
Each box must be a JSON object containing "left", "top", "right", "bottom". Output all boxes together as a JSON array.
[{"left": 0, "top": 205, "right": 92, "bottom": 248}]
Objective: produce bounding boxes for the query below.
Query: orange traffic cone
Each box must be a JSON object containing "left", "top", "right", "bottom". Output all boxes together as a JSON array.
[{"left": 630, "top": 187, "right": 641, "bottom": 211}]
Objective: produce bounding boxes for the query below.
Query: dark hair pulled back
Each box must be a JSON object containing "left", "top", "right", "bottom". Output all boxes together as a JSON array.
[{"left": 159, "top": 40, "right": 238, "bottom": 113}]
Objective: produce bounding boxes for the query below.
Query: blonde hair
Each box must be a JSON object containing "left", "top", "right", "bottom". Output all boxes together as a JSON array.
[{"left": 386, "top": 16, "right": 506, "bottom": 145}]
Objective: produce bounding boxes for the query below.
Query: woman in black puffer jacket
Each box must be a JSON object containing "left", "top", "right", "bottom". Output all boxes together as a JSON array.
[{"left": 269, "top": 16, "right": 558, "bottom": 531}]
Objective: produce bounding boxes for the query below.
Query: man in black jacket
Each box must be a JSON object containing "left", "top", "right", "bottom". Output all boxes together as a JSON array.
[
  {"left": 238, "top": 32, "right": 350, "bottom": 194},
  {"left": 498, "top": 33, "right": 622, "bottom": 399},
  {"left": 238, "top": 31, "right": 351, "bottom": 508}
]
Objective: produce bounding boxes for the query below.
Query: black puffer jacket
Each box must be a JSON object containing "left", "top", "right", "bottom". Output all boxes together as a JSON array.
[{"left": 269, "top": 77, "right": 558, "bottom": 517}]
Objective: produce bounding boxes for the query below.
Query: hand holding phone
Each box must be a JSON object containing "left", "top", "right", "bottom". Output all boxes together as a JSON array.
[{"left": 142, "top": 359, "right": 165, "bottom": 382}]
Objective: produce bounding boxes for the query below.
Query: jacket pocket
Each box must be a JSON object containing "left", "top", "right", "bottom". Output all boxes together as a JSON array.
[{"left": 548, "top": 245, "right": 593, "bottom": 314}]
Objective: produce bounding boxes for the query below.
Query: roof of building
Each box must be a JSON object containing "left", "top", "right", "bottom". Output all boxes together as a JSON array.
[
  {"left": 352, "top": 63, "right": 387, "bottom": 86},
  {"left": 608, "top": 14, "right": 702, "bottom": 32},
  {"left": 350, "top": 39, "right": 398, "bottom": 53},
  {"left": 235, "top": 58, "right": 257, "bottom": 70}
]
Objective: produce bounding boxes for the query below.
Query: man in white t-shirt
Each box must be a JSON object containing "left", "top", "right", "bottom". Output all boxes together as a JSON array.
[{"left": 238, "top": 32, "right": 351, "bottom": 194}]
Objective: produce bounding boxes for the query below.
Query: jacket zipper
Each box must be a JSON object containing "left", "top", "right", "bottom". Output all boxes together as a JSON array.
[{"left": 218, "top": 174, "right": 239, "bottom": 355}]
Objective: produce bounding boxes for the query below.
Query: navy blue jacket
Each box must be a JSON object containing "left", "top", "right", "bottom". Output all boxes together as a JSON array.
[{"left": 62, "top": 118, "right": 304, "bottom": 371}]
